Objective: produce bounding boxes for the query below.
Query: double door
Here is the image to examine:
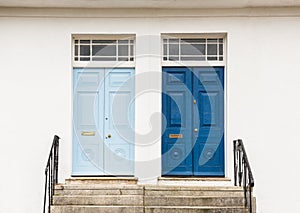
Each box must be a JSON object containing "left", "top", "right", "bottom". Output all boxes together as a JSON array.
[
  {"left": 162, "top": 67, "right": 224, "bottom": 176},
  {"left": 72, "top": 68, "right": 134, "bottom": 176}
]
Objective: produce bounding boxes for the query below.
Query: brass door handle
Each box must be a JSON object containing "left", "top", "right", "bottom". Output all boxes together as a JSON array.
[{"left": 194, "top": 128, "right": 198, "bottom": 132}]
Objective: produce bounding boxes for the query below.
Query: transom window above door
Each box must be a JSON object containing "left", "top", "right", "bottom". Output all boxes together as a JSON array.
[
  {"left": 73, "top": 35, "right": 135, "bottom": 67},
  {"left": 162, "top": 34, "right": 226, "bottom": 65}
]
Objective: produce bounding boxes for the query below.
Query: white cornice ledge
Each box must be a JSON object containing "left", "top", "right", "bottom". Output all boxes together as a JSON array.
[{"left": 1, "top": 7, "right": 300, "bottom": 18}]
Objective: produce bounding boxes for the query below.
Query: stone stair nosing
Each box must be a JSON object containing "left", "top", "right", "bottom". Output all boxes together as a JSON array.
[
  {"left": 54, "top": 183, "right": 143, "bottom": 196},
  {"left": 51, "top": 205, "right": 144, "bottom": 213},
  {"left": 144, "top": 196, "right": 245, "bottom": 207},
  {"left": 64, "top": 177, "right": 138, "bottom": 185},
  {"left": 53, "top": 194, "right": 144, "bottom": 206},
  {"left": 144, "top": 185, "right": 245, "bottom": 197},
  {"left": 144, "top": 206, "right": 249, "bottom": 213}
]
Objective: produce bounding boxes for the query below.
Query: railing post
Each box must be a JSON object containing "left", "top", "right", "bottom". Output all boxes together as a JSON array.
[
  {"left": 233, "top": 140, "right": 237, "bottom": 186},
  {"left": 238, "top": 147, "right": 242, "bottom": 187},
  {"left": 51, "top": 153, "right": 54, "bottom": 205},
  {"left": 243, "top": 159, "right": 248, "bottom": 207},
  {"left": 48, "top": 160, "right": 51, "bottom": 213},
  {"left": 249, "top": 185, "right": 253, "bottom": 213},
  {"left": 54, "top": 135, "right": 60, "bottom": 184},
  {"left": 43, "top": 167, "right": 48, "bottom": 213}
]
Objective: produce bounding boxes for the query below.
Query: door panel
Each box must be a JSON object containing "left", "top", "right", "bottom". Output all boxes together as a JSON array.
[
  {"left": 72, "top": 68, "right": 105, "bottom": 175},
  {"left": 193, "top": 67, "right": 224, "bottom": 176},
  {"left": 104, "top": 68, "right": 134, "bottom": 175},
  {"left": 162, "top": 67, "right": 224, "bottom": 176},
  {"left": 72, "top": 68, "right": 134, "bottom": 176},
  {"left": 162, "top": 67, "right": 193, "bottom": 175}
]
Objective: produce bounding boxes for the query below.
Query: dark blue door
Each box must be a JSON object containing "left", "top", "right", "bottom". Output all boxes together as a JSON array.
[
  {"left": 162, "top": 67, "right": 224, "bottom": 176},
  {"left": 162, "top": 67, "right": 193, "bottom": 175}
]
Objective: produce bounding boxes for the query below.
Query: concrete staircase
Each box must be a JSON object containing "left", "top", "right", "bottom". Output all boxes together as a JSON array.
[{"left": 51, "top": 178, "right": 255, "bottom": 213}]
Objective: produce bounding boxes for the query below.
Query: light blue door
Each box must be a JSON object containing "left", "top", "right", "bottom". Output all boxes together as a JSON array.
[
  {"left": 72, "top": 68, "right": 134, "bottom": 176},
  {"left": 162, "top": 67, "right": 224, "bottom": 176}
]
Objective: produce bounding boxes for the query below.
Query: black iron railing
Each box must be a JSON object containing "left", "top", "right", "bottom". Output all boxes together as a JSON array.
[
  {"left": 43, "top": 135, "right": 60, "bottom": 213},
  {"left": 233, "top": 139, "right": 255, "bottom": 213}
]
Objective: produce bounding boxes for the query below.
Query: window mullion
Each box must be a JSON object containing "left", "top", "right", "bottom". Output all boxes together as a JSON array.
[
  {"left": 90, "top": 40, "right": 92, "bottom": 61},
  {"left": 116, "top": 40, "right": 119, "bottom": 62}
]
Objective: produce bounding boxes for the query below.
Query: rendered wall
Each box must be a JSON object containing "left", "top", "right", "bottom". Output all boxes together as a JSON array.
[{"left": 0, "top": 8, "right": 300, "bottom": 213}]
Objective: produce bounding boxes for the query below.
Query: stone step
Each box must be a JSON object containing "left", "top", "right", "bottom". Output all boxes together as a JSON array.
[
  {"left": 157, "top": 177, "right": 232, "bottom": 187},
  {"left": 145, "top": 206, "right": 248, "bottom": 213},
  {"left": 51, "top": 205, "right": 144, "bottom": 213},
  {"left": 55, "top": 184, "right": 143, "bottom": 195},
  {"left": 144, "top": 185, "right": 244, "bottom": 197},
  {"left": 144, "top": 196, "right": 244, "bottom": 207},
  {"left": 54, "top": 184, "right": 243, "bottom": 196},
  {"left": 65, "top": 177, "right": 137, "bottom": 185},
  {"left": 51, "top": 206, "right": 248, "bottom": 213},
  {"left": 53, "top": 195, "right": 143, "bottom": 206},
  {"left": 52, "top": 179, "right": 255, "bottom": 212},
  {"left": 51, "top": 205, "right": 248, "bottom": 213},
  {"left": 145, "top": 190, "right": 244, "bottom": 197},
  {"left": 55, "top": 184, "right": 142, "bottom": 190},
  {"left": 145, "top": 186, "right": 243, "bottom": 191},
  {"left": 55, "top": 188, "right": 143, "bottom": 196}
]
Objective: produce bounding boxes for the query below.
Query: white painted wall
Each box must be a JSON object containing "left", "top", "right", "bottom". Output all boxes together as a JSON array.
[{"left": 0, "top": 8, "right": 300, "bottom": 213}]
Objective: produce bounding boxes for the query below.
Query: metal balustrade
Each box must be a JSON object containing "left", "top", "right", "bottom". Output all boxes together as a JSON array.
[
  {"left": 234, "top": 139, "right": 255, "bottom": 213},
  {"left": 43, "top": 135, "right": 60, "bottom": 213}
]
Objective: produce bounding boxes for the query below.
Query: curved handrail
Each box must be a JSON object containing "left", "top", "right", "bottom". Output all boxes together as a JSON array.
[
  {"left": 43, "top": 135, "right": 60, "bottom": 213},
  {"left": 233, "top": 139, "right": 255, "bottom": 213}
]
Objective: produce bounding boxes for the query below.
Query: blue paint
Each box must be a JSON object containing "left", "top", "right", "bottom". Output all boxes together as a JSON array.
[
  {"left": 162, "top": 67, "right": 224, "bottom": 176},
  {"left": 162, "top": 67, "right": 193, "bottom": 175},
  {"left": 193, "top": 67, "right": 224, "bottom": 176},
  {"left": 72, "top": 68, "right": 134, "bottom": 176}
]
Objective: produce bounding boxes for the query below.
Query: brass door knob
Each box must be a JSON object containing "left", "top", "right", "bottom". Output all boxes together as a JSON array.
[{"left": 106, "top": 134, "right": 112, "bottom": 139}]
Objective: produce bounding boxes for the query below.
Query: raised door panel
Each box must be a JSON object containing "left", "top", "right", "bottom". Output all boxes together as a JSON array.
[
  {"left": 193, "top": 67, "right": 224, "bottom": 176},
  {"left": 72, "top": 68, "right": 105, "bottom": 175},
  {"left": 104, "top": 68, "right": 134, "bottom": 175},
  {"left": 162, "top": 67, "right": 193, "bottom": 175}
]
